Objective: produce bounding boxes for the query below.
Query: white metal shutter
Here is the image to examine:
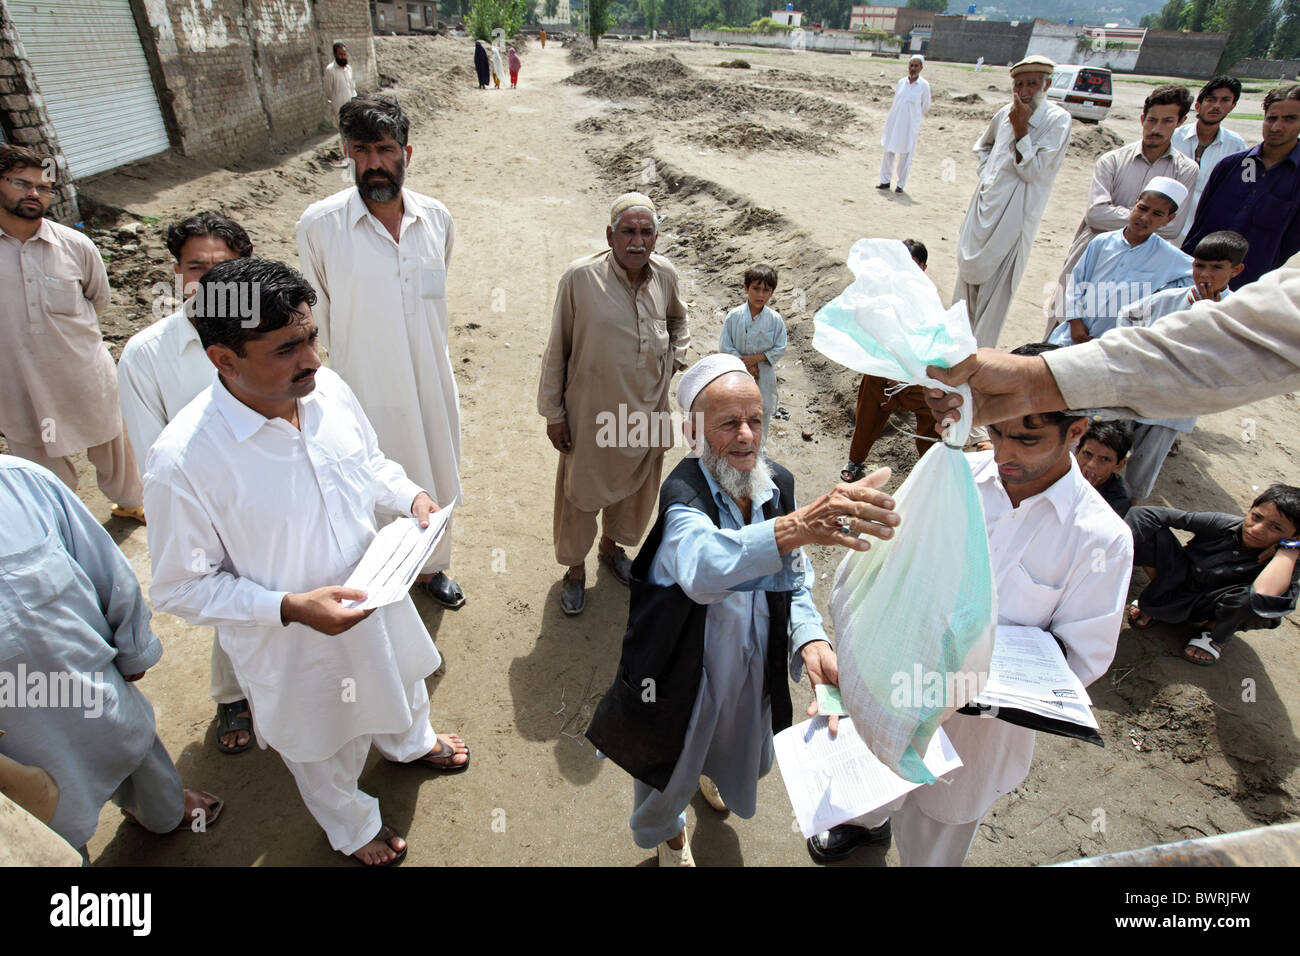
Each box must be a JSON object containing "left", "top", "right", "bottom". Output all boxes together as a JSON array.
[{"left": 7, "top": 0, "right": 170, "bottom": 178}]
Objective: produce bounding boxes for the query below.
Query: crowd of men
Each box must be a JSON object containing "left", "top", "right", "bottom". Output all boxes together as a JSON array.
[{"left": 2, "top": 48, "right": 1299, "bottom": 869}]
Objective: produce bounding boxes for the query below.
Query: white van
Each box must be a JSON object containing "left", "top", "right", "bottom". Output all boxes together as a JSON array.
[{"left": 1046, "top": 65, "right": 1113, "bottom": 123}]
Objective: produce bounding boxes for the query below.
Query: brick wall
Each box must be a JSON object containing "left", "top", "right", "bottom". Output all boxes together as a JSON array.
[
  {"left": 1133, "top": 30, "right": 1227, "bottom": 80},
  {"left": 0, "top": 3, "right": 76, "bottom": 220},
  {"left": 928, "top": 15, "right": 1034, "bottom": 67},
  {"left": 135, "top": 0, "right": 375, "bottom": 158}
]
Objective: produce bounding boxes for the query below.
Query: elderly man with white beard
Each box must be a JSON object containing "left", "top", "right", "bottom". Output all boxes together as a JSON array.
[{"left": 586, "top": 354, "right": 901, "bottom": 866}]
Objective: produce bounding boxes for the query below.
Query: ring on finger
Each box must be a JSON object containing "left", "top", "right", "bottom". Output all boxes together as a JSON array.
[{"left": 835, "top": 515, "right": 852, "bottom": 534}]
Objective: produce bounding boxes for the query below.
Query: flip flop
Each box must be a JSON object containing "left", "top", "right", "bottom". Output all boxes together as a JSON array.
[
  {"left": 396, "top": 734, "right": 470, "bottom": 774},
  {"left": 840, "top": 461, "right": 866, "bottom": 483},
  {"left": 1184, "top": 633, "right": 1221, "bottom": 666},
  {"left": 350, "top": 824, "right": 407, "bottom": 866},
  {"left": 215, "top": 700, "right": 254, "bottom": 754},
  {"left": 1128, "top": 600, "right": 1154, "bottom": 630},
  {"left": 122, "top": 790, "right": 223, "bottom": 832}
]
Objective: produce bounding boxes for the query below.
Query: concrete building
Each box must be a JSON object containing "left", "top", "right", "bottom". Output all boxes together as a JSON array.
[
  {"left": 0, "top": 0, "right": 376, "bottom": 222},
  {"left": 771, "top": 8, "right": 804, "bottom": 27},
  {"left": 371, "top": 2, "right": 439, "bottom": 33}
]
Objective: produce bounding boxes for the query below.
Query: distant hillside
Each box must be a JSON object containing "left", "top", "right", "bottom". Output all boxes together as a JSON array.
[{"left": 965, "top": 2, "right": 1166, "bottom": 28}]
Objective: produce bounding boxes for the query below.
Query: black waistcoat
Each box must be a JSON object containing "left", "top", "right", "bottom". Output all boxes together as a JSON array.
[{"left": 585, "top": 455, "right": 797, "bottom": 792}]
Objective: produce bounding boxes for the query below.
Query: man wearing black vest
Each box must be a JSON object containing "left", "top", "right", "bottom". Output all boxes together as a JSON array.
[{"left": 587, "top": 354, "right": 900, "bottom": 866}]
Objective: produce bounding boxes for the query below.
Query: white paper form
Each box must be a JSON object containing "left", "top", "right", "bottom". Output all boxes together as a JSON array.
[
  {"left": 342, "top": 504, "right": 455, "bottom": 610},
  {"left": 980, "top": 625, "right": 1093, "bottom": 705},
  {"left": 774, "top": 717, "right": 962, "bottom": 839}
]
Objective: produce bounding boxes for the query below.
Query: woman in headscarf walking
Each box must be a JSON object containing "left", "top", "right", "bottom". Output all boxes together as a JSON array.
[
  {"left": 508, "top": 46, "right": 522, "bottom": 88},
  {"left": 489, "top": 42, "right": 505, "bottom": 89},
  {"left": 473, "top": 40, "right": 489, "bottom": 89}
]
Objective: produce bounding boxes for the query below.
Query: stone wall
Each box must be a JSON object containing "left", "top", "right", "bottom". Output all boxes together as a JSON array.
[{"left": 928, "top": 15, "right": 1033, "bottom": 67}]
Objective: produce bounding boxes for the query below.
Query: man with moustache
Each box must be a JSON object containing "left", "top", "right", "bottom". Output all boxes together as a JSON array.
[
  {"left": 1042, "top": 85, "right": 1198, "bottom": 338},
  {"left": 1182, "top": 85, "right": 1300, "bottom": 290},
  {"left": 587, "top": 354, "right": 901, "bottom": 865},
  {"left": 323, "top": 41, "right": 358, "bottom": 167},
  {"left": 297, "top": 95, "right": 467, "bottom": 611},
  {"left": 1171, "top": 76, "right": 1247, "bottom": 242},
  {"left": 810, "top": 344, "right": 1131, "bottom": 866},
  {"left": 953, "top": 55, "right": 1072, "bottom": 349},
  {"left": 0, "top": 144, "right": 145, "bottom": 522},
  {"left": 144, "top": 258, "right": 469, "bottom": 866},
  {"left": 537, "top": 193, "right": 690, "bottom": 616}
]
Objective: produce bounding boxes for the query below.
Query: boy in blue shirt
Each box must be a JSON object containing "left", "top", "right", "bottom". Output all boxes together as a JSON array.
[{"left": 719, "top": 264, "right": 787, "bottom": 439}]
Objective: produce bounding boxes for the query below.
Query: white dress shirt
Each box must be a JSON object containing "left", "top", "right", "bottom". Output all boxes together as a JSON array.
[
  {"left": 914, "top": 450, "right": 1133, "bottom": 824},
  {"left": 117, "top": 308, "right": 215, "bottom": 465},
  {"left": 143, "top": 367, "right": 439, "bottom": 763},
  {"left": 296, "top": 188, "right": 461, "bottom": 570},
  {"left": 1172, "top": 120, "right": 1249, "bottom": 241}
]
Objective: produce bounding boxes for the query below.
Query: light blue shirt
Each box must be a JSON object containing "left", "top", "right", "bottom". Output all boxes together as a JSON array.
[
  {"left": 1172, "top": 121, "right": 1249, "bottom": 241},
  {"left": 1111, "top": 284, "right": 1233, "bottom": 431},
  {"left": 1048, "top": 229, "right": 1192, "bottom": 343},
  {"left": 630, "top": 458, "right": 827, "bottom": 845},
  {"left": 719, "top": 302, "right": 787, "bottom": 434},
  {"left": 0, "top": 455, "right": 162, "bottom": 847}
]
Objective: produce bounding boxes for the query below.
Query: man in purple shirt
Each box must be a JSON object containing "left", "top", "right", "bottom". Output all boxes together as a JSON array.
[{"left": 1182, "top": 85, "right": 1300, "bottom": 289}]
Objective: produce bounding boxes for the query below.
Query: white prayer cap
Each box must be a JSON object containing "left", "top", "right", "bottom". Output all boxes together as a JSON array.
[
  {"left": 676, "top": 353, "right": 750, "bottom": 413},
  {"left": 610, "top": 191, "right": 657, "bottom": 224},
  {"left": 909, "top": 54, "right": 924, "bottom": 64},
  {"left": 1141, "top": 176, "right": 1189, "bottom": 210}
]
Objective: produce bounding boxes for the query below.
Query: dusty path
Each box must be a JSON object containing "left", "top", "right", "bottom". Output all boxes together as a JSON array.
[{"left": 58, "top": 37, "right": 1299, "bottom": 866}]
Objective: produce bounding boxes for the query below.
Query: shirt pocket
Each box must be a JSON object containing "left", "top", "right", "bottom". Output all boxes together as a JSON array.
[
  {"left": 43, "top": 275, "right": 82, "bottom": 316},
  {"left": 1005, "top": 563, "right": 1063, "bottom": 631},
  {"left": 0, "top": 530, "right": 78, "bottom": 662},
  {"left": 420, "top": 255, "right": 446, "bottom": 300}
]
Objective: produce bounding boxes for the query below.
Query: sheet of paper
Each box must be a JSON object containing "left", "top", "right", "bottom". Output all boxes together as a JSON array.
[
  {"left": 980, "top": 624, "right": 1093, "bottom": 707},
  {"left": 341, "top": 504, "right": 455, "bottom": 610},
  {"left": 774, "top": 717, "right": 962, "bottom": 839}
]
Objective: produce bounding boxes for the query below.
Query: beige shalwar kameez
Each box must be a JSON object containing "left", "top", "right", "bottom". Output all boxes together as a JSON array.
[
  {"left": 538, "top": 250, "right": 690, "bottom": 567},
  {"left": 0, "top": 219, "right": 141, "bottom": 506}
]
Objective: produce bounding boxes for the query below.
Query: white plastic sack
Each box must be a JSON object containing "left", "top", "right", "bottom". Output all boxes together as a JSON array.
[{"left": 814, "top": 238, "right": 997, "bottom": 783}]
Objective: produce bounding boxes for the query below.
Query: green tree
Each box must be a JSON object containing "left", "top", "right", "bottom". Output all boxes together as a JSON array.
[
  {"left": 907, "top": 0, "right": 949, "bottom": 11},
  {"left": 467, "top": 0, "right": 527, "bottom": 39},
  {"left": 1208, "top": 0, "right": 1276, "bottom": 71},
  {"left": 1181, "top": 0, "right": 1214, "bottom": 31},
  {"left": 1141, "top": 0, "right": 1187, "bottom": 29},
  {"left": 1274, "top": 0, "right": 1300, "bottom": 58},
  {"left": 587, "top": 0, "right": 616, "bottom": 45},
  {"left": 639, "top": 0, "right": 661, "bottom": 32},
  {"left": 441, "top": 0, "right": 473, "bottom": 19}
]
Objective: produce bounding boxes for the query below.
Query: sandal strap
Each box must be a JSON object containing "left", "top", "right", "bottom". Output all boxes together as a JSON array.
[{"left": 1186, "top": 634, "right": 1221, "bottom": 659}]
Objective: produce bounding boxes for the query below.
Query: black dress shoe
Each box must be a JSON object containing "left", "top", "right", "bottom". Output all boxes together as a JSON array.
[
  {"left": 421, "top": 572, "right": 466, "bottom": 610},
  {"left": 806, "top": 820, "right": 892, "bottom": 862}
]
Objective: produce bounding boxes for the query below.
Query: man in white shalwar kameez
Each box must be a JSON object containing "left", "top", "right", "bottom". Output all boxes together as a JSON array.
[
  {"left": 323, "top": 42, "right": 358, "bottom": 167},
  {"left": 954, "top": 55, "right": 1072, "bottom": 348},
  {"left": 144, "top": 259, "right": 469, "bottom": 866},
  {"left": 586, "top": 355, "right": 900, "bottom": 866},
  {"left": 878, "top": 55, "right": 931, "bottom": 194},
  {"left": 297, "top": 93, "right": 467, "bottom": 612},
  {"left": 810, "top": 345, "right": 1131, "bottom": 866}
]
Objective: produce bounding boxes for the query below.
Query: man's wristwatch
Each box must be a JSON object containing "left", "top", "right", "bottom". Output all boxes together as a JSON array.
[{"left": 1277, "top": 538, "right": 1300, "bottom": 551}]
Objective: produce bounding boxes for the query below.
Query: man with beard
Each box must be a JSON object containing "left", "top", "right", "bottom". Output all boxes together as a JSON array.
[
  {"left": 586, "top": 354, "right": 901, "bottom": 865},
  {"left": 144, "top": 258, "right": 469, "bottom": 865},
  {"left": 1171, "top": 77, "right": 1246, "bottom": 243},
  {"left": 537, "top": 192, "right": 690, "bottom": 616},
  {"left": 0, "top": 145, "right": 145, "bottom": 522},
  {"left": 1042, "top": 85, "right": 1198, "bottom": 338},
  {"left": 1181, "top": 85, "right": 1300, "bottom": 290},
  {"left": 323, "top": 41, "right": 357, "bottom": 167},
  {"left": 297, "top": 95, "right": 467, "bottom": 610},
  {"left": 809, "top": 344, "right": 1131, "bottom": 866},
  {"left": 954, "top": 55, "right": 1071, "bottom": 348}
]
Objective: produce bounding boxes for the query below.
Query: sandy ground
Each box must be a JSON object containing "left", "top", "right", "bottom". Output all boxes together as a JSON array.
[{"left": 32, "top": 35, "right": 1297, "bottom": 866}]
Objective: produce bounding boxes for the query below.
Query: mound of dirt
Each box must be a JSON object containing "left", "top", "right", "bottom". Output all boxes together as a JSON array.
[
  {"left": 949, "top": 91, "right": 984, "bottom": 103},
  {"left": 1069, "top": 120, "right": 1125, "bottom": 159},
  {"left": 718, "top": 59, "right": 751, "bottom": 69},
  {"left": 567, "top": 57, "right": 854, "bottom": 125},
  {"left": 372, "top": 35, "right": 467, "bottom": 114},
  {"left": 694, "top": 121, "right": 832, "bottom": 153}
]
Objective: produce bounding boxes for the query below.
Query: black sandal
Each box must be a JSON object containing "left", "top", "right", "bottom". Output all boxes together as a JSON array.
[
  {"left": 840, "top": 461, "right": 866, "bottom": 483},
  {"left": 215, "top": 700, "right": 254, "bottom": 754}
]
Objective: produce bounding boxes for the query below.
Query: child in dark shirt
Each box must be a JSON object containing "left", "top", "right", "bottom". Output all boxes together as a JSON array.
[
  {"left": 1126, "top": 484, "right": 1300, "bottom": 665},
  {"left": 1075, "top": 420, "right": 1133, "bottom": 517}
]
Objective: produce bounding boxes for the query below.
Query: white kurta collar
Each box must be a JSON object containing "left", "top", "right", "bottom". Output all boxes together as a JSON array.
[
  {"left": 210, "top": 376, "right": 318, "bottom": 443},
  {"left": 972, "top": 448, "right": 1083, "bottom": 523}
]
